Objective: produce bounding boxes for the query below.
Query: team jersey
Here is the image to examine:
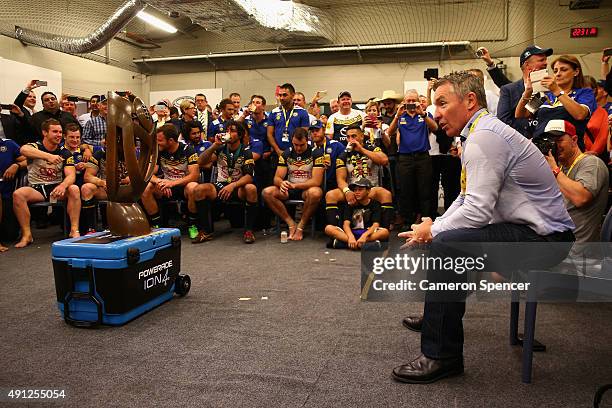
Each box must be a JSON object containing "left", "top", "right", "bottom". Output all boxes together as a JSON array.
[
  {"left": 207, "top": 117, "right": 231, "bottom": 140},
  {"left": 246, "top": 114, "right": 271, "bottom": 153},
  {"left": 325, "top": 109, "right": 366, "bottom": 145},
  {"left": 312, "top": 139, "right": 345, "bottom": 186},
  {"left": 0, "top": 139, "right": 21, "bottom": 197},
  {"left": 267, "top": 105, "right": 310, "bottom": 151},
  {"left": 26, "top": 141, "right": 74, "bottom": 186},
  {"left": 68, "top": 147, "right": 86, "bottom": 185},
  {"left": 535, "top": 88, "right": 598, "bottom": 139},
  {"left": 157, "top": 142, "right": 198, "bottom": 181},
  {"left": 189, "top": 139, "right": 212, "bottom": 155},
  {"left": 215, "top": 144, "right": 254, "bottom": 183},
  {"left": 278, "top": 147, "right": 324, "bottom": 184},
  {"left": 398, "top": 112, "right": 432, "bottom": 153},
  {"left": 336, "top": 142, "right": 383, "bottom": 187}
]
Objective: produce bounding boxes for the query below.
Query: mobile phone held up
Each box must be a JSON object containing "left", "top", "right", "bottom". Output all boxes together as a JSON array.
[
  {"left": 35, "top": 80, "right": 47, "bottom": 87},
  {"left": 0, "top": 104, "right": 13, "bottom": 111}
]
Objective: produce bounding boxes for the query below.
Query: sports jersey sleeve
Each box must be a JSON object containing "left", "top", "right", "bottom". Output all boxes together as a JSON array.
[
  {"left": 278, "top": 150, "right": 289, "bottom": 167},
  {"left": 336, "top": 151, "right": 347, "bottom": 169},
  {"left": 241, "top": 150, "right": 255, "bottom": 177},
  {"left": 185, "top": 145, "right": 199, "bottom": 165},
  {"left": 8, "top": 140, "right": 20, "bottom": 160},
  {"left": 370, "top": 201, "right": 382, "bottom": 225},
  {"left": 62, "top": 148, "right": 75, "bottom": 166},
  {"left": 249, "top": 139, "right": 264, "bottom": 156},
  {"left": 342, "top": 204, "right": 354, "bottom": 222},
  {"left": 297, "top": 109, "right": 310, "bottom": 128},
  {"left": 312, "top": 149, "right": 325, "bottom": 168},
  {"left": 573, "top": 88, "right": 597, "bottom": 115}
]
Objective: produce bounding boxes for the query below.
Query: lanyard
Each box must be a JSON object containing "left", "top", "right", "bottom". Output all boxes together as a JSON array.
[
  {"left": 563, "top": 153, "right": 585, "bottom": 177},
  {"left": 225, "top": 144, "right": 242, "bottom": 171},
  {"left": 282, "top": 106, "right": 295, "bottom": 132},
  {"left": 468, "top": 110, "right": 489, "bottom": 135}
]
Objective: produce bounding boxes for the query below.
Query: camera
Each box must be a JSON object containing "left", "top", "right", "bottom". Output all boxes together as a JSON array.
[
  {"left": 525, "top": 94, "right": 547, "bottom": 115},
  {"left": 475, "top": 47, "right": 485, "bottom": 58},
  {"left": 221, "top": 133, "right": 231, "bottom": 143},
  {"left": 405, "top": 103, "right": 417, "bottom": 110},
  {"left": 532, "top": 136, "right": 557, "bottom": 157}
]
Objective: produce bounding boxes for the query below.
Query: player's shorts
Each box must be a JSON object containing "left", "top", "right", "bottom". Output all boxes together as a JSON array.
[
  {"left": 31, "top": 183, "right": 60, "bottom": 201},
  {"left": 286, "top": 189, "right": 304, "bottom": 201},
  {"left": 214, "top": 182, "right": 241, "bottom": 201}
]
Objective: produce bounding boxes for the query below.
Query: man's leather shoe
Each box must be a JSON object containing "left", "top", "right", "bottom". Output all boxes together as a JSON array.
[
  {"left": 402, "top": 315, "right": 423, "bottom": 332},
  {"left": 392, "top": 354, "right": 464, "bottom": 384}
]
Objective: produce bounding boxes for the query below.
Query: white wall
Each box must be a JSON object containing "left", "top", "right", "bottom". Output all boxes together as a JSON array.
[{"left": 0, "top": 36, "right": 142, "bottom": 101}]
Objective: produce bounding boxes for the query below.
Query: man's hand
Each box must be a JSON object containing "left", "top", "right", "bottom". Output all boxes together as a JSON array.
[
  {"left": 51, "top": 184, "right": 67, "bottom": 200},
  {"left": 218, "top": 183, "right": 236, "bottom": 201},
  {"left": 345, "top": 190, "right": 357, "bottom": 206},
  {"left": 75, "top": 162, "right": 86, "bottom": 172},
  {"left": 157, "top": 179, "right": 174, "bottom": 191},
  {"left": 82, "top": 148, "right": 92, "bottom": 162},
  {"left": 395, "top": 103, "right": 407, "bottom": 118},
  {"left": 356, "top": 235, "right": 368, "bottom": 248},
  {"left": 398, "top": 217, "right": 433, "bottom": 249},
  {"left": 478, "top": 47, "right": 494, "bottom": 66},
  {"left": 427, "top": 79, "right": 436, "bottom": 92},
  {"left": 280, "top": 180, "right": 293, "bottom": 194},
  {"left": 26, "top": 80, "right": 41, "bottom": 90},
  {"left": 545, "top": 151, "right": 558, "bottom": 170},
  {"left": 98, "top": 179, "right": 107, "bottom": 189},
  {"left": 3, "top": 164, "right": 18, "bottom": 180},
  {"left": 415, "top": 103, "right": 425, "bottom": 117},
  {"left": 348, "top": 236, "right": 358, "bottom": 250},
  {"left": 9, "top": 104, "right": 24, "bottom": 117},
  {"left": 602, "top": 48, "right": 611, "bottom": 63},
  {"left": 46, "top": 154, "right": 63, "bottom": 165},
  {"left": 351, "top": 140, "right": 364, "bottom": 153},
  {"left": 275, "top": 147, "right": 284, "bottom": 157}
]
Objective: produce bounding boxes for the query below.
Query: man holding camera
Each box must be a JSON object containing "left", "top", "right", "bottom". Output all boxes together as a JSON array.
[
  {"left": 542, "top": 120, "right": 608, "bottom": 242},
  {"left": 30, "top": 92, "right": 80, "bottom": 141},
  {"left": 496, "top": 45, "right": 553, "bottom": 137},
  {"left": 387, "top": 90, "right": 438, "bottom": 228}
]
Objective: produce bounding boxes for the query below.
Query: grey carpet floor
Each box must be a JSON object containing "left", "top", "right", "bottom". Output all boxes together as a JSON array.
[{"left": 1, "top": 224, "right": 612, "bottom": 407}]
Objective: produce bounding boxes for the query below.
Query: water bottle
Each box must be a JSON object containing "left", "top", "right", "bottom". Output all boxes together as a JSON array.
[{"left": 280, "top": 231, "right": 288, "bottom": 243}]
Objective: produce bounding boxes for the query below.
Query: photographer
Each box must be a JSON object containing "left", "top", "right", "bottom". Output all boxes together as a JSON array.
[
  {"left": 516, "top": 55, "right": 597, "bottom": 143},
  {"left": 542, "top": 120, "right": 608, "bottom": 242}
]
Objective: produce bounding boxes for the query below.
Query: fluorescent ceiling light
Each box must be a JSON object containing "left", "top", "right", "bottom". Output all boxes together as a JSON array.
[{"left": 137, "top": 11, "right": 177, "bottom": 34}]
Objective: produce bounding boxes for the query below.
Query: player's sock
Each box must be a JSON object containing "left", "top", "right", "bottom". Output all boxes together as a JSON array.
[
  {"left": 245, "top": 201, "right": 257, "bottom": 231},
  {"left": 381, "top": 202, "right": 394, "bottom": 229},
  {"left": 325, "top": 205, "right": 340, "bottom": 227},
  {"left": 196, "top": 199, "right": 212, "bottom": 233},
  {"left": 81, "top": 199, "right": 96, "bottom": 231}
]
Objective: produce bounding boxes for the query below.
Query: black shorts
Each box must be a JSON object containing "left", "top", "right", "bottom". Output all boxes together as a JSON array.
[
  {"left": 31, "top": 184, "right": 60, "bottom": 200},
  {"left": 169, "top": 186, "right": 185, "bottom": 201},
  {"left": 286, "top": 189, "right": 303, "bottom": 201},
  {"left": 214, "top": 182, "right": 240, "bottom": 201}
]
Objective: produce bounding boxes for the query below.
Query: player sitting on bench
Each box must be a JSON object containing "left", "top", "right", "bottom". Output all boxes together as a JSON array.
[
  {"left": 196, "top": 120, "right": 258, "bottom": 244},
  {"left": 13, "top": 118, "right": 80, "bottom": 246}
]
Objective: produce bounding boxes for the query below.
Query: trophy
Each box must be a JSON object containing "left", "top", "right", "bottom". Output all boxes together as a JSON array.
[{"left": 105, "top": 92, "right": 158, "bottom": 236}]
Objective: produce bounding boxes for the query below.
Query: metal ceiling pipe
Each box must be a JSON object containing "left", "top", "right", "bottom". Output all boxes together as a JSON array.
[
  {"left": 133, "top": 41, "right": 471, "bottom": 63},
  {"left": 14, "top": 0, "right": 146, "bottom": 54}
]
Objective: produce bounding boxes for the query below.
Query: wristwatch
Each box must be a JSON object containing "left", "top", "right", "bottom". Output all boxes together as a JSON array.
[
  {"left": 555, "top": 90, "right": 565, "bottom": 98},
  {"left": 552, "top": 167, "right": 561, "bottom": 177}
]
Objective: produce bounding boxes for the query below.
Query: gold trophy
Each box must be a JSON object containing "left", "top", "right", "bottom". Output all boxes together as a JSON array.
[{"left": 105, "top": 92, "right": 158, "bottom": 236}]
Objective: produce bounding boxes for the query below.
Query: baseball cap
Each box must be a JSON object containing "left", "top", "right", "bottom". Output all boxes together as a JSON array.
[
  {"left": 520, "top": 45, "right": 553, "bottom": 67},
  {"left": 349, "top": 177, "right": 373, "bottom": 190},
  {"left": 542, "top": 119, "right": 576, "bottom": 137},
  {"left": 338, "top": 90, "right": 352, "bottom": 100},
  {"left": 596, "top": 79, "right": 606, "bottom": 88},
  {"left": 309, "top": 119, "right": 324, "bottom": 130}
]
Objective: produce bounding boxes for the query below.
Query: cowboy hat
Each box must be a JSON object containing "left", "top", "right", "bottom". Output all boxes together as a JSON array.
[{"left": 374, "top": 90, "right": 403, "bottom": 103}]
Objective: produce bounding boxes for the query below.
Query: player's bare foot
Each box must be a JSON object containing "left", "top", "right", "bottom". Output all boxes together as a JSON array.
[
  {"left": 0, "top": 244, "right": 8, "bottom": 252},
  {"left": 69, "top": 230, "right": 81, "bottom": 238},
  {"left": 15, "top": 237, "right": 33, "bottom": 248},
  {"left": 291, "top": 227, "right": 304, "bottom": 241},
  {"left": 288, "top": 223, "right": 298, "bottom": 240}
]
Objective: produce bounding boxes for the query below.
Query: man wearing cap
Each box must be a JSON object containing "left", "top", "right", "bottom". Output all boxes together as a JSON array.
[
  {"left": 325, "top": 91, "right": 366, "bottom": 146},
  {"left": 324, "top": 177, "right": 389, "bottom": 250},
  {"left": 497, "top": 45, "right": 553, "bottom": 137},
  {"left": 310, "top": 119, "right": 344, "bottom": 191},
  {"left": 543, "top": 119, "right": 608, "bottom": 242},
  {"left": 82, "top": 95, "right": 107, "bottom": 148},
  {"left": 594, "top": 79, "right": 611, "bottom": 115},
  {"left": 394, "top": 72, "right": 574, "bottom": 384}
]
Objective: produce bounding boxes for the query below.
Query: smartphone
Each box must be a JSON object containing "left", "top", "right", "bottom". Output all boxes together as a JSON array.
[
  {"left": 405, "top": 103, "right": 417, "bottom": 110},
  {"left": 154, "top": 104, "right": 166, "bottom": 111},
  {"left": 604, "top": 48, "right": 612, "bottom": 57},
  {"left": 475, "top": 47, "right": 485, "bottom": 58},
  {"left": 529, "top": 69, "right": 548, "bottom": 93},
  {"left": 67, "top": 96, "right": 79, "bottom": 102},
  {"left": 0, "top": 104, "right": 12, "bottom": 111},
  {"left": 35, "top": 80, "right": 47, "bottom": 87}
]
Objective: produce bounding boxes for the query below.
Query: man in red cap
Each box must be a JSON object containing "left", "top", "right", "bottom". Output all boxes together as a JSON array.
[{"left": 542, "top": 119, "right": 608, "bottom": 242}]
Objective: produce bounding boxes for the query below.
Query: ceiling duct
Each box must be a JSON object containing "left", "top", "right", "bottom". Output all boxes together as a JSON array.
[
  {"left": 569, "top": 0, "right": 601, "bottom": 9},
  {"left": 146, "top": 0, "right": 334, "bottom": 46},
  {"left": 13, "top": 0, "right": 146, "bottom": 54}
]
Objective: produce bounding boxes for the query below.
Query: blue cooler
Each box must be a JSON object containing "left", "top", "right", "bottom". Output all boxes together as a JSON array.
[{"left": 51, "top": 228, "right": 191, "bottom": 327}]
